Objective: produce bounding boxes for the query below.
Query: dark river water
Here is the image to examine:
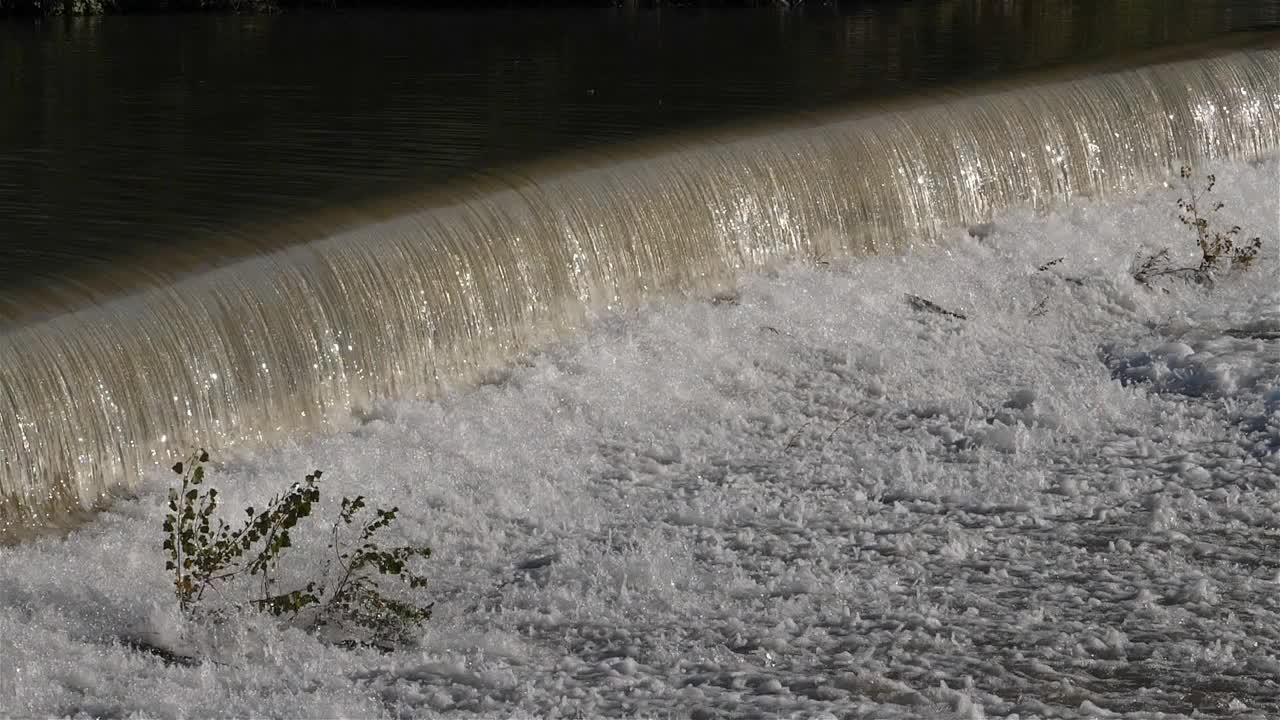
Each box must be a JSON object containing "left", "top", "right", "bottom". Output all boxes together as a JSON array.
[{"left": 1, "top": 1, "right": 1279, "bottom": 300}]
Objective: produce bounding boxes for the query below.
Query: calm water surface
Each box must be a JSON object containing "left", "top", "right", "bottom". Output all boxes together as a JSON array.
[{"left": 1, "top": 1, "right": 1279, "bottom": 301}]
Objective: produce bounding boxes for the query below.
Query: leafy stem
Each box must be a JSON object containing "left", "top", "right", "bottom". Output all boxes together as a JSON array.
[{"left": 161, "top": 453, "right": 432, "bottom": 647}]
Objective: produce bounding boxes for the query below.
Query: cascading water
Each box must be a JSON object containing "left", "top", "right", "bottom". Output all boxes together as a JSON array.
[{"left": 2, "top": 47, "right": 1277, "bottom": 535}]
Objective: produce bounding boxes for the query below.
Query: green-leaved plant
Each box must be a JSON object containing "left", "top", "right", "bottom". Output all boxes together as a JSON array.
[
  {"left": 318, "top": 497, "right": 433, "bottom": 645},
  {"left": 162, "top": 451, "right": 432, "bottom": 647}
]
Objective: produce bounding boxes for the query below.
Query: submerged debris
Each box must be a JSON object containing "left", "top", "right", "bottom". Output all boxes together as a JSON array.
[
  {"left": 905, "top": 293, "right": 968, "bottom": 320},
  {"left": 967, "top": 222, "right": 998, "bottom": 240}
]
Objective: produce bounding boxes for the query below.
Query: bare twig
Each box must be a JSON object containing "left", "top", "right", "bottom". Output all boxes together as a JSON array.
[
  {"left": 1224, "top": 328, "right": 1280, "bottom": 341},
  {"left": 784, "top": 420, "right": 812, "bottom": 450},
  {"left": 905, "top": 294, "right": 967, "bottom": 320}
]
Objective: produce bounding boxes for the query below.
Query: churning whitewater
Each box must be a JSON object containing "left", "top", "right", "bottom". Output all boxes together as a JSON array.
[
  {"left": 1, "top": 155, "right": 1277, "bottom": 718},
  {"left": 1, "top": 47, "right": 1277, "bottom": 531}
]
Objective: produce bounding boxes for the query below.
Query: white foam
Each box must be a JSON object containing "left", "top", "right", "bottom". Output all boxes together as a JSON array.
[{"left": 1, "top": 156, "right": 1277, "bottom": 718}]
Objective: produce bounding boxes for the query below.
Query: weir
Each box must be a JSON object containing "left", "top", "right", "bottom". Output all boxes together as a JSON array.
[{"left": 2, "top": 48, "right": 1278, "bottom": 533}]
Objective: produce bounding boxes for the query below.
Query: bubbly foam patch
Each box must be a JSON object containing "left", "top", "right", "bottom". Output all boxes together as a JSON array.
[{"left": 1, "top": 157, "right": 1277, "bottom": 719}]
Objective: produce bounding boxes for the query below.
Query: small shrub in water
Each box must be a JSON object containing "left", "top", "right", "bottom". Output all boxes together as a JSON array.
[
  {"left": 162, "top": 451, "right": 432, "bottom": 647},
  {"left": 1134, "top": 166, "right": 1261, "bottom": 287}
]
